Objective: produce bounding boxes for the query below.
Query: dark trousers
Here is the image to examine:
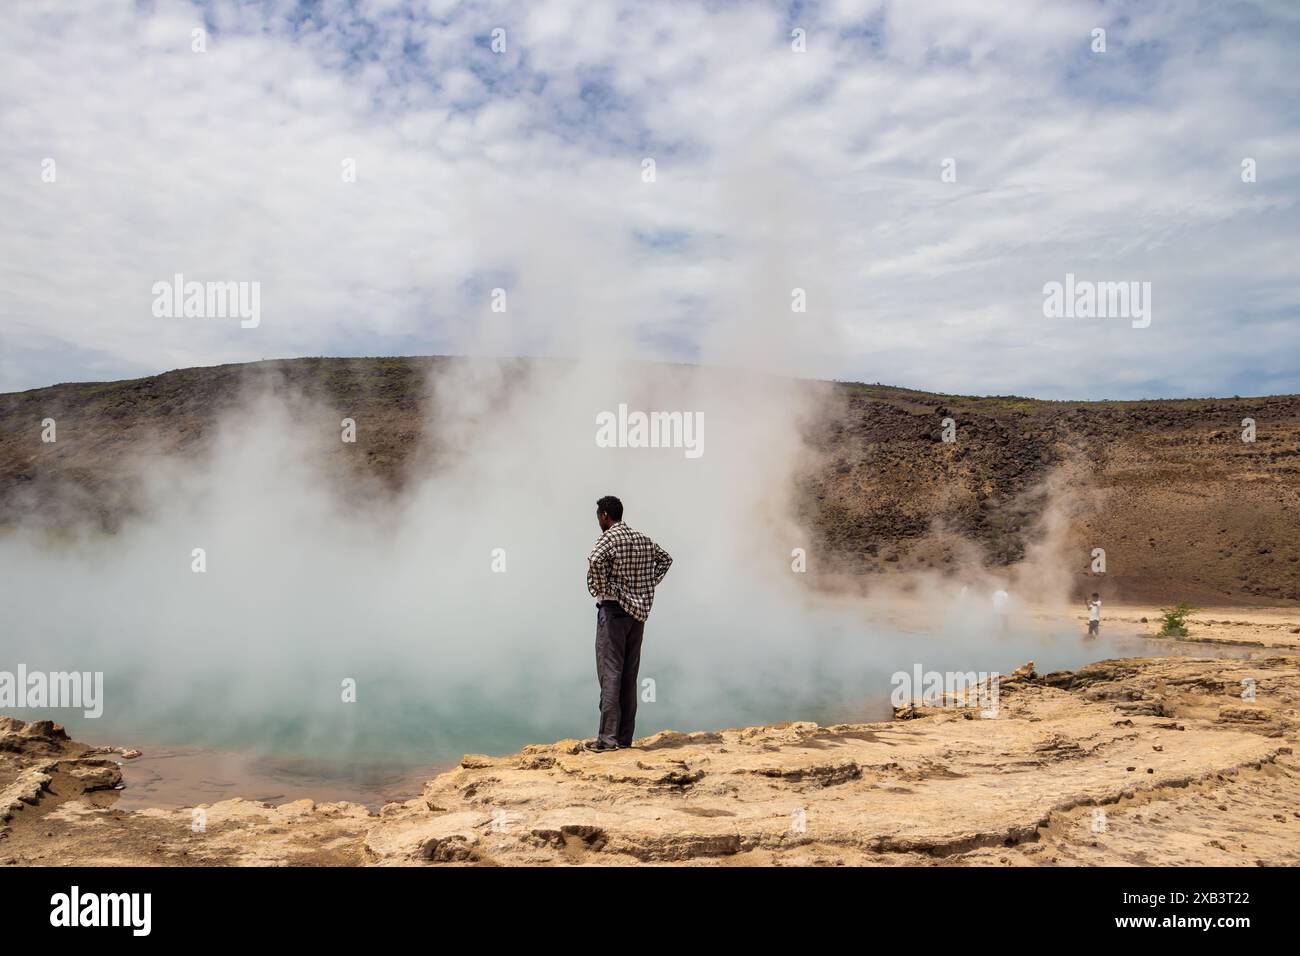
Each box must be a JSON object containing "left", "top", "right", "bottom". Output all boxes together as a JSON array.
[{"left": 595, "top": 602, "right": 645, "bottom": 747}]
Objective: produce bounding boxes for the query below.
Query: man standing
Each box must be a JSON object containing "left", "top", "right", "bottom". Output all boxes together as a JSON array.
[
  {"left": 584, "top": 495, "right": 672, "bottom": 753},
  {"left": 1087, "top": 592, "right": 1101, "bottom": 638}
]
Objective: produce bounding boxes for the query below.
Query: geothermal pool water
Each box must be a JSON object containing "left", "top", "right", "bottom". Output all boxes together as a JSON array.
[{"left": 44, "top": 626, "right": 1264, "bottom": 810}]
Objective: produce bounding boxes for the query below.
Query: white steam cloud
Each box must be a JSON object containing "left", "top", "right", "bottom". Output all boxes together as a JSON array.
[
  {"left": 2, "top": 354, "right": 1118, "bottom": 769},
  {"left": 0, "top": 149, "right": 1112, "bottom": 774}
]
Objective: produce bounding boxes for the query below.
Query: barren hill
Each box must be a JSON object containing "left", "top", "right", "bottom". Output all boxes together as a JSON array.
[{"left": 1, "top": 357, "right": 1297, "bottom": 605}]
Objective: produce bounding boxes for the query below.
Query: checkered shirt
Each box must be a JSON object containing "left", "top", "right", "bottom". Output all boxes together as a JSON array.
[{"left": 586, "top": 522, "right": 672, "bottom": 622}]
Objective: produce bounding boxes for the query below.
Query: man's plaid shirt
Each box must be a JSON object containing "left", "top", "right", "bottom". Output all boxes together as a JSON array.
[{"left": 586, "top": 522, "right": 673, "bottom": 622}]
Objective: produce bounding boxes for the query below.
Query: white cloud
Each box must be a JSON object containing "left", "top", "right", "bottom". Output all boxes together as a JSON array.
[{"left": 0, "top": 0, "right": 1296, "bottom": 397}]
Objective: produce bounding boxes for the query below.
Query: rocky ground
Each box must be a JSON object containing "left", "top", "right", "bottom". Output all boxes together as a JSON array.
[
  {"left": 803, "top": 383, "right": 1300, "bottom": 605},
  {"left": 1098, "top": 605, "right": 1300, "bottom": 652},
  {"left": 4, "top": 632, "right": 1298, "bottom": 867}
]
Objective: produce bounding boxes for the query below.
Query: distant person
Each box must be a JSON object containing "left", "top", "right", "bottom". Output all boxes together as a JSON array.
[
  {"left": 1087, "top": 592, "right": 1101, "bottom": 638},
  {"left": 583, "top": 495, "right": 673, "bottom": 753},
  {"left": 992, "top": 588, "right": 1010, "bottom": 633}
]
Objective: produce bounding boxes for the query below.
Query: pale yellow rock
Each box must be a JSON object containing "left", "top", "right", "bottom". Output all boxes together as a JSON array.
[
  {"left": 363, "top": 810, "right": 491, "bottom": 863},
  {"left": 2, "top": 654, "right": 1299, "bottom": 866}
]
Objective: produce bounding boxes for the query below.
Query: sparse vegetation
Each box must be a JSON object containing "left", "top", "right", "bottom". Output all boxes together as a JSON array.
[{"left": 1158, "top": 602, "right": 1197, "bottom": 637}]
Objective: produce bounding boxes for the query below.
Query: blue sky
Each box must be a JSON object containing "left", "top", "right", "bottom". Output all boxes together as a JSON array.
[{"left": 1, "top": 0, "right": 1298, "bottom": 398}]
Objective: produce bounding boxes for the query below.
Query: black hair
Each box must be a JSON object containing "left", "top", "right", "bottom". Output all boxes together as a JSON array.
[
  {"left": 596, "top": 495, "right": 623, "bottom": 521},
  {"left": 1091, "top": 592, "right": 1100, "bottom": 599}
]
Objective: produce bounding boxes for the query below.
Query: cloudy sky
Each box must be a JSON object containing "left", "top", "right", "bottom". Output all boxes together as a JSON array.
[{"left": 2, "top": 0, "right": 1297, "bottom": 399}]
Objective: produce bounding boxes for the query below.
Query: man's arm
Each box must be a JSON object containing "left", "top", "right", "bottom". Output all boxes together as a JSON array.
[
  {"left": 652, "top": 541, "right": 673, "bottom": 586},
  {"left": 587, "top": 538, "right": 613, "bottom": 598}
]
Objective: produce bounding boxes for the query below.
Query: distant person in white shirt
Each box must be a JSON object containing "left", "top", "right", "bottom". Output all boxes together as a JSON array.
[
  {"left": 992, "top": 589, "right": 1009, "bottom": 633},
  {"left": 1087, "top": 593, "right": 1101, "bottom": 638}
]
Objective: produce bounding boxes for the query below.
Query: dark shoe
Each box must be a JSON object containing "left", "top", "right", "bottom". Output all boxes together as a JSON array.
[{"left": 583, "top": 739, "right": 619, "bottom": 753}]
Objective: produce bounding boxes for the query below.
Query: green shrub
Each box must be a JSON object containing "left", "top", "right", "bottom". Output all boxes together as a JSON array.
[{"left": 1158, "top": 602, "right": 1196, "bottom": 637}]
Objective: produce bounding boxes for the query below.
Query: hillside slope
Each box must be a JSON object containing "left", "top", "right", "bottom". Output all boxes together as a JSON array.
[{"left": 1, "top": 357, "right": 1297, "bottom": 605}]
